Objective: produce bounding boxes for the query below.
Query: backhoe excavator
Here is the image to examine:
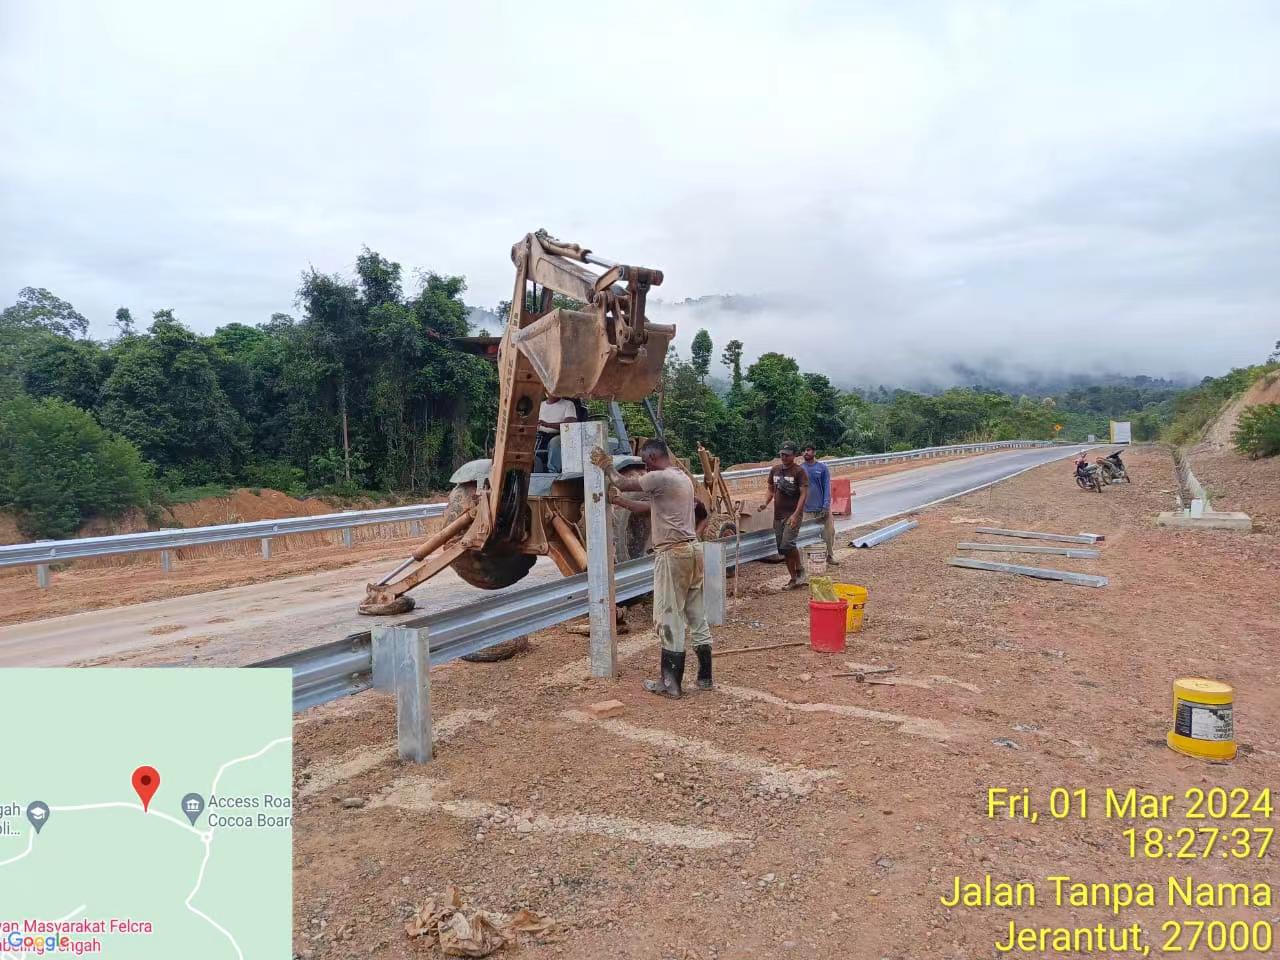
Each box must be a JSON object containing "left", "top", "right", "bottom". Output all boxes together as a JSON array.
[{"left": 361, "top": 230, "right": 691, "bottom": 615}]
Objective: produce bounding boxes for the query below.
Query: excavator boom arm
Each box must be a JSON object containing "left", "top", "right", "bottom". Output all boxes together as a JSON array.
[{"left": 360, "top": 230, "right": 674, "bottom": 612}]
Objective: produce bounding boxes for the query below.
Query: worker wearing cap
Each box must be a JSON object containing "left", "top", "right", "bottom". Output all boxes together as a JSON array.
[
  {"left": 757, "top": 441, "right": 809, "bottom": 589},
  {"left": 592, "top": 439, "right": 711, "bottom": 698}
]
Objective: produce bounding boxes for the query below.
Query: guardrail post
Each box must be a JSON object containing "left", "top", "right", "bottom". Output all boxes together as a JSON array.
[
  {"left": 703, "top": 541, "right": 727, "bottom": 626},
  {"left": 36, "top": 564, "right": 50, "bottom": 589},
  {"left": 378, "top": 625, "right": 432, "bottom": 763},
  {"left": 566, "top": 420, "right": 617, "bottom": 678},
  {"left": 371, "top": 626, "right": 396, "bottom": 691},
  {"left": 261, "top": 537, "right": 271, "bottom": 560},
  {"left": 161, "top": 550, "right": 173, "bottom": 573},
  {"left": 342, "top": 527, "right": 354, "bottom": 548}
]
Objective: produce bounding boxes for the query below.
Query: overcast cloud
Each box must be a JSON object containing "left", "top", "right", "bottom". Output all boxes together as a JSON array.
[{"left": 2, "top": 0, "right": 1277, "bottom": 386}]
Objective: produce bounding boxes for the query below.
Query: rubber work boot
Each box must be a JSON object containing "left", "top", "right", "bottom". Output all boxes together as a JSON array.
[
  {"left": 643, "top": 649, "right": 685, "bottom": 699},
  {"left": 694, "top": 644, "right": 713, "bottom": 690}
]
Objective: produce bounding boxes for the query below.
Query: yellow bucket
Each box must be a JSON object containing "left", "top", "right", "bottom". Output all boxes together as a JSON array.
[
  {"left": 1166, "top": 677, "right": 1236, "bottom": 762},
  {"left": 833, "top": 583, "right": 868, "bottom": 633}
]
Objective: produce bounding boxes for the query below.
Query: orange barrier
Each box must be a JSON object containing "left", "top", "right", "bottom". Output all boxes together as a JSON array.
[{"left": 831, "top": 477, "right": 853, "bottom": 516}]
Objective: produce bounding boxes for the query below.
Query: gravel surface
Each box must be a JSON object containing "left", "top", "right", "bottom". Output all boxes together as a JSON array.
[{"left": 291, "top": 446, "right": 1279, "bottom": 959}]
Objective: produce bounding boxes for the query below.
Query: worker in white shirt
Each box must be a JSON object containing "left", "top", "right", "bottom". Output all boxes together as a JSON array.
[{"left": 537, "top": 395, "right": 579, "bottom": 473}]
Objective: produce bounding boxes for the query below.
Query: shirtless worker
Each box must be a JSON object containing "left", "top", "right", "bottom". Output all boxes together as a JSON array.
[
  {"left": 757, "top": 441, "right": 809, "bottom": 589},
  {"left": 591, "top": 440, "right": 711, "bottom": 699}
]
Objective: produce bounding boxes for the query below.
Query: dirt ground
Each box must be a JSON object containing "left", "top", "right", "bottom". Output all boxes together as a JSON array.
[
  {"left": 0, "top": 454, "right": 963, "bottom": 627},
  {"left": 290, "top": 446, "right": 1279, "bottom": 959}
]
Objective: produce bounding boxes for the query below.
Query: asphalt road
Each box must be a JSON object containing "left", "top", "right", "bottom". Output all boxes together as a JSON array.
[{"left": 0, "top": 445, "right": 1084, "bottom": 668}]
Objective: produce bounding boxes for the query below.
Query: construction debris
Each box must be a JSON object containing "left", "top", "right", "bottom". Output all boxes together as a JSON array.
[
  {"left": 850, "top": 519, "right": 918, "bottom": 548},
  {"left": 829, "top": 665, "right": 897, "bottom": 682},
  {"left": 948, "top": 557, "right": 1109, "bottom": 588},
  {"left": 405, "top": 886, "right": 558, "bottom": 957},
  {"left": 973, "top": 526, "right": 1104, "bottom": 544},
  {"left": 713, "top": 640, "right": 808, "bottom": 657},
  {"left": 957, "top": 542, "right": 1100, "bottom": 559},
  {"left": 585, "top": 699, "right": 626, "bottom": 720}
]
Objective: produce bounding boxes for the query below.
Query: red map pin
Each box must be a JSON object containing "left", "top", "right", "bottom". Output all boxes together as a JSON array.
[{"left": 132, "top": 766, "right": 161, "bottom": 812}]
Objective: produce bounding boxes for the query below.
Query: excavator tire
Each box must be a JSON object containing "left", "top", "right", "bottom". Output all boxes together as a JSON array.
[
  {"left": 460, "top": 636, "right": 531, "bottom": 663},
  {"left": 438, "top": 482, "right": 536, "bottom": 663},
  {"left": 578, "top": 509, "right": 651, "bottom": 563},
  {"left": 701, "top": 515, "right": 738, "bottom": 542},
  {"left": 442, "top": 482, "right": 537, "bottom": 591}
]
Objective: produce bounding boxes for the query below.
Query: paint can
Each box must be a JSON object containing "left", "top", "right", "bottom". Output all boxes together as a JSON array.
[
  {"left": 805, "top": 545, "right": 828, "bottom": 577},
  {"left": 1166, "top": 677, "right": 1236, "bottom": 762}
]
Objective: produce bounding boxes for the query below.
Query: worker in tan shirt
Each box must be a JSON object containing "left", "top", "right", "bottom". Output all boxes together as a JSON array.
[{"left": 591, "top": 439, "right": 711, "bottom": 698}]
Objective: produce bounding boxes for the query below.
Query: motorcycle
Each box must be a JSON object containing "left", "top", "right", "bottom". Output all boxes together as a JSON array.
[
  {"left": 1074, "top": 454, "right": 1103, "bottom": 493},
  {"left": 1097, "top": 450, "right": 1130, "bottom": 483}
]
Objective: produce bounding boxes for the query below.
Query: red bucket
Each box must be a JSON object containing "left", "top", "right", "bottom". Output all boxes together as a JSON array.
[{"left": 809, "top": 600, "right": 849, "bottom": 653}]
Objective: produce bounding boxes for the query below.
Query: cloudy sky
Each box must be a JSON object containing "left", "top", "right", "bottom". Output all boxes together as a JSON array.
[{"left": 2, "top": 0, "right": 1277, "bottom": 386}]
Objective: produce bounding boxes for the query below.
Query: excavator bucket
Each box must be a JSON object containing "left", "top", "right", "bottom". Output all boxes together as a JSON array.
[{"left": 513, "top": 308, "right": 673, "bottom": 402}]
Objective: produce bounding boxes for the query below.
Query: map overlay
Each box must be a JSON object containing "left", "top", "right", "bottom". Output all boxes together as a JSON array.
[{"left": 1, "top": 669, "right": 292, "bottom": 957}]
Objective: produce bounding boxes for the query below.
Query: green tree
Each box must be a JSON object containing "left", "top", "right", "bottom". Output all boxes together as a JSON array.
[
  {"left": 113, "top": 307, "right": 135, "bottom": 336},
  {"left": 1, "top": 287, "right": 89, "bottom": 338},
  {"left": 745, "top": 352, "right": 815, "bottom": 452},
  {"left": 802, "top": 373, "right": 844, "bottom": 450},
  {"left": 294, "top": 271, "right": 367, "bottom": 483},
  {"left": 99, "top": 311, "right": 248, "bottom": 483},
  {"left": 690, "top": 329, "right": 713, "bottom": 384},
  {"left": 0, "top": 395, "right": 151, "bottom": 538},
  {"left": 209, "top": 320, "right": 293, "bottom": 462},
  {"left": 355, "top": 247, "right": 403, "bottom": 307},
  {"left": 19, "top": 332, "right": 108, "bottom": 411},
  {"left": 1234, "top": 403, "right": 1280, "bottom": 458},
  {"left": 721, "top": 339, "right": 744, "bottom": 395}
]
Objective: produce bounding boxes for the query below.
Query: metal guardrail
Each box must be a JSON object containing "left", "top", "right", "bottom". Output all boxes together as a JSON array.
[
  {"left": 718, "top": 440, "right": 1050, "bottom": 480},
  {"left": 851, "top": 518, "right": 918, "bottom": 548},
  {"left": 0, "top": 503, "right": 444, "bottom": 569},
  {"left": 255, "top": 524, "right": 823, "bottom": 713},
  {"left": 1, "top": 441, "right": 1049, "bottom": 582},
  {"left": 253, "top": 632, "right": 378, "bottom": 711}
]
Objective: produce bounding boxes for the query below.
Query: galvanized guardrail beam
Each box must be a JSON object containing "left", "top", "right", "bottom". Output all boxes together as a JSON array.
[
  {"left": 1, "top": 504, "right": 445, "bottom": 569},
  {"left": 850, "top": 519, "right": 918, "bottom": 548}
]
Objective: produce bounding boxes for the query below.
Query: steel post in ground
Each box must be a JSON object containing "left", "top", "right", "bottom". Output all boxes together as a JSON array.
[
  {"left": 342, "top": 527, "right": 354, "bottom": 548},
  {"left": 381, "top": 625, "right": 432, "bottom": 763},
  {"left": 370, "top": 626, "right": 396, "bottom": 691},
  {"left": 261, "top": 537, "right": 272, "bottom": 559},
  {"left": 36, "top": 564, "right": 50, "bottom": 589},
  {"left": 703, "top": 540, "right": 727, "bottom": 626},
  {"left": 567, "top": 421, "right": 617, "bottom": 678},
  {"left": 161, "top": 550, "right": 173, "bottom": 573}
]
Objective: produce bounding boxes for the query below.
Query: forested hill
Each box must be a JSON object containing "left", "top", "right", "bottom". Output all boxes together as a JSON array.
[{"left": 0, "top": 248, "right": 1237, "bottom": 539}]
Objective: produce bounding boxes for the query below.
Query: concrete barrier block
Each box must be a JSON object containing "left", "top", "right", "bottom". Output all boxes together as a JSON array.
[{"left": 1156, "top": 511, "right": 1252, "bottom": 531}]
